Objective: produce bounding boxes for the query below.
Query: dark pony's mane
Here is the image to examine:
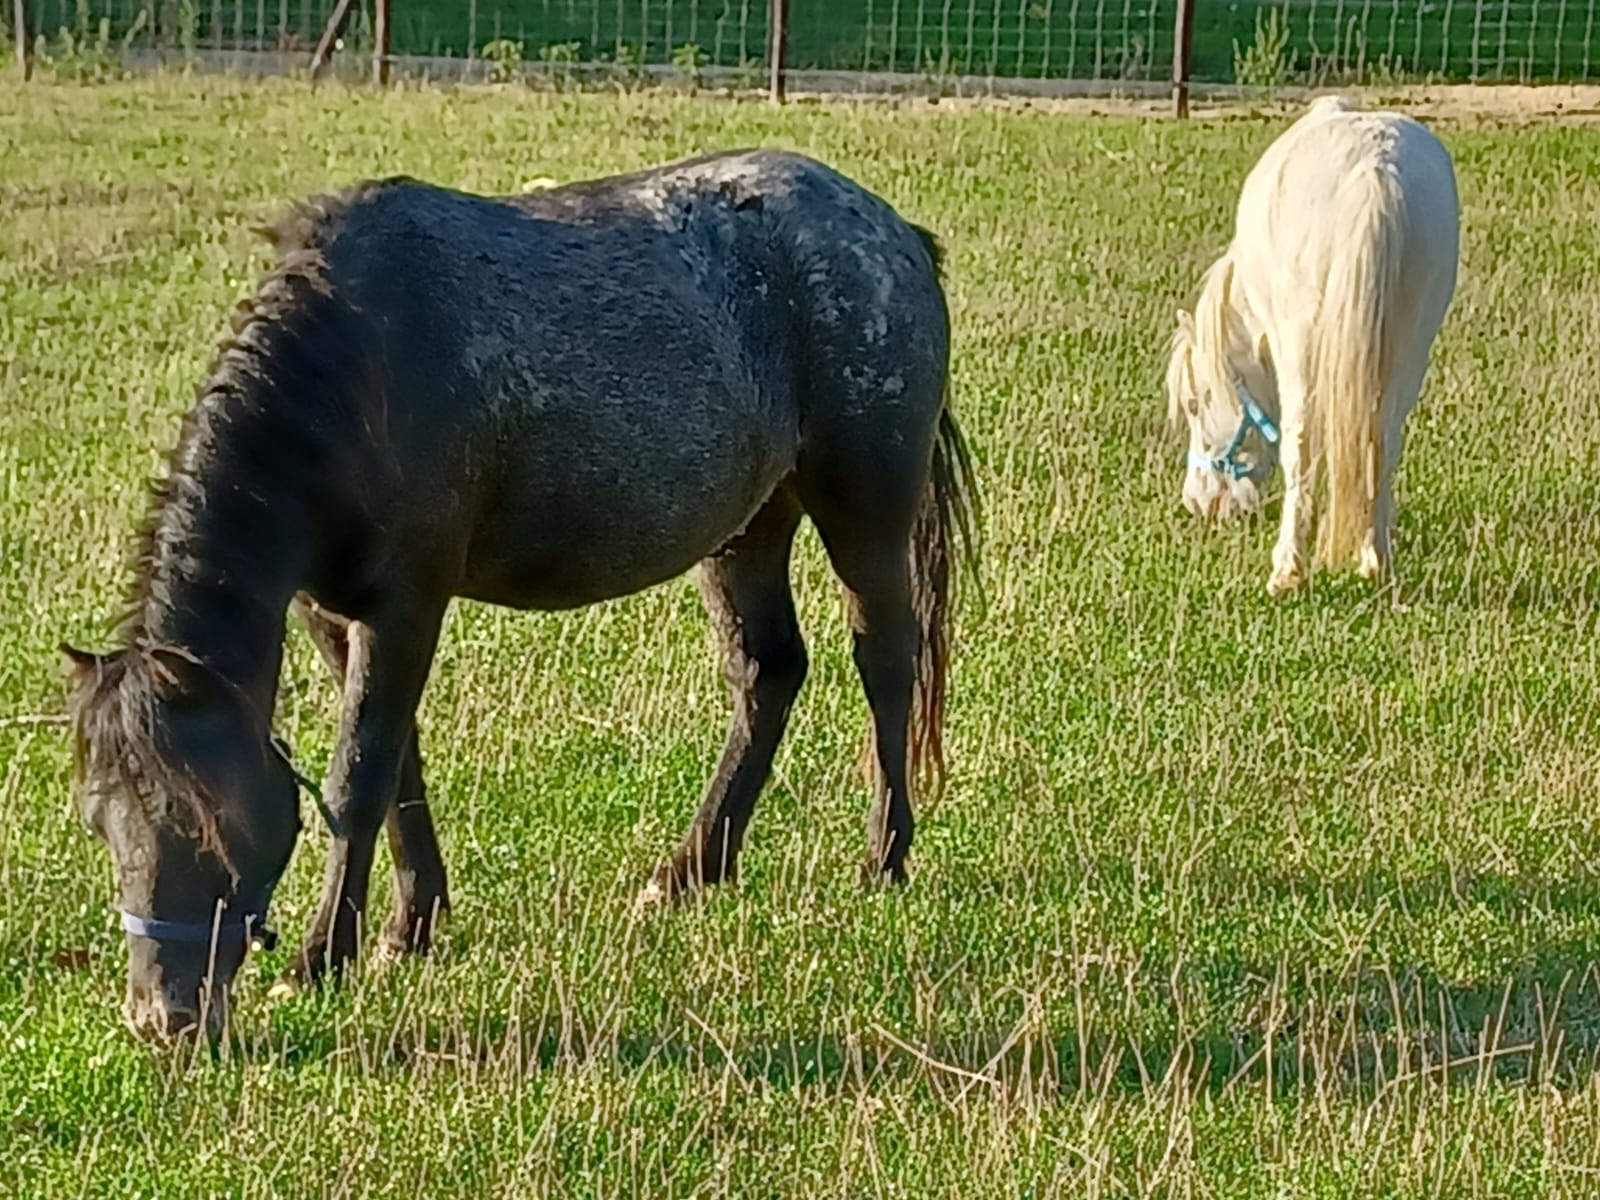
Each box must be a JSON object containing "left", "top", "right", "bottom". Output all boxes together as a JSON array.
[{"left": 67, "top": 178, "right": 404, "bottom": 869}]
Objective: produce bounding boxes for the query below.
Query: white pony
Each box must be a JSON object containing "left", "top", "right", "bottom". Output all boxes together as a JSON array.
[{"left": 1167, "top": 96, "right": 1459, "bottom": 594}]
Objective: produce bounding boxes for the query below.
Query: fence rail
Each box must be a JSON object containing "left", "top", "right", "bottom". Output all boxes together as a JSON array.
[{"left": 10, "top": 0, "right": 1600, "bottom": 85}]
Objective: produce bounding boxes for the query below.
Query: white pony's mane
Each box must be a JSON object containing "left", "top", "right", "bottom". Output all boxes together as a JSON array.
[{"left": 1167, "top": 253, "right": 1243, "bottom": 433}]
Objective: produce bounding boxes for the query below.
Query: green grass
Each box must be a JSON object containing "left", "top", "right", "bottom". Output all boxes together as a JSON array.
[{"left": 5, "top": 76, "right": 1600, "bottom": 1197}]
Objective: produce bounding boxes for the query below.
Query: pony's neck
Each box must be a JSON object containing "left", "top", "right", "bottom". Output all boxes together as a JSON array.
[{"left": 127, "top": 396, "right": 313, "bottom": 722}]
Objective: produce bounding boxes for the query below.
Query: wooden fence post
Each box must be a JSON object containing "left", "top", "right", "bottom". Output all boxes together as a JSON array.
[
  {"left": 768, "top": 0, "right": 787, "bottom": 103},
  {"left": 13, "top": 0, "right": 29, "bottom": 81},
  {"left": 1172, "top": 0, "right": 1196, "bottom": 118},
  {"left": 308, "top": 0, "right": 356, "bottom": 83},
  {"left": 373, "top": 0, "right": 390, "bottom": 84}
]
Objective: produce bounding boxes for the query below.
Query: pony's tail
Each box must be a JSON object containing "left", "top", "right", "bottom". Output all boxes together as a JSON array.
[
  {"left": 1314, "top": 167, "right": 1404, "bottom": 567},
  {"left": 908, "top": 402, "right": 980, "bottom": 804}
]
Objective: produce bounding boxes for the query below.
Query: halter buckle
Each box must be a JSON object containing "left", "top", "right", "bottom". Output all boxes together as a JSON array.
[{"left": 1188, "top": 391, "right": 1280, "bottom": 479}]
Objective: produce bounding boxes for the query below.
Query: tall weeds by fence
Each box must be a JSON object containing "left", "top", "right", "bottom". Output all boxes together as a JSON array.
[{"left": 12, "top": 0, "right": 1600, "bottom": 84}]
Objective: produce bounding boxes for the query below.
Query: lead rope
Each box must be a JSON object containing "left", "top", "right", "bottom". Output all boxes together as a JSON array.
[{"left": 268, "top": 735, "right": 344, "bottom": 838}]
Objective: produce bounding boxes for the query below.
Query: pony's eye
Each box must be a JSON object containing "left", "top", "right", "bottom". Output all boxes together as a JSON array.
[
  {"left": 80, "top": 784, "right": 109, "bottom": 839},
  {"left": 1186, "top": 396, "right": 1200, "bottom": 416}
]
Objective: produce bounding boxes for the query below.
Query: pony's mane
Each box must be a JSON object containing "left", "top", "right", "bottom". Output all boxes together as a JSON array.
[
  {"left": 113, "top": 175, "right": 399, "bottom": 657},
  {"left": 1170, "top": 253, "right": 1243, "bottom": 432},
  {"left": 912, "top": 224, "right": 945, "bottom": 278},
  {"left": 71, "top": 180, "right": 394, "bottom": 871},
  {"left": 1165, "top": 319, "right": 1195, "bottom": 431},
  {"left": 115, "top": 208, "right": 351, "bottom": 648}
]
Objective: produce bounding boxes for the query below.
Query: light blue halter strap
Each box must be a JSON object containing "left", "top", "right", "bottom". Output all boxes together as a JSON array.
[{"left": 1187, "top": 393, "right": 1281, "bottom": 480}]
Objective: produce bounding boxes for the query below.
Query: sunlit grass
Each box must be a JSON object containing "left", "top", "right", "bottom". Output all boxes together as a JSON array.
[{"left": 4, "top": 76, "right": 1600, "bottom": 1197}]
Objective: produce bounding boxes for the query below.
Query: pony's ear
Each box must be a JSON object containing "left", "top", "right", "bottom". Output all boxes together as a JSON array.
[
  {"left": 1175, "top": 309, "right": 1194, "bottom": 335},
  {"left": 60, "top": 643, "right": 106, "bottom": 680}
]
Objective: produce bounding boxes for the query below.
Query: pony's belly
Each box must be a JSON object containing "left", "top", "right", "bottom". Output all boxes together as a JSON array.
[
  {"left": 458, "top": 472, "right": 788, "bottom": 611},
  {"left": 459, "top": 538, "right": 707, "bottom": 610}
]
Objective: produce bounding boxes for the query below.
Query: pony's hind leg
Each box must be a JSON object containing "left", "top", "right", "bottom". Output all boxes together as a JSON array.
[
  {"left": 1358, "top": 356, "right": 1427, "bottom": 582},
  {"left": 380, "top": 743, "right": 449, "bottom": 957},
  {"left": 293, "top": 597, "right": 450, "bottom": 959},
  {"left": 639, "top": 492, "right": 807, "bottom": 906},
  {"left": 804, "top": 501, "right": 920, "bottom": 884}
]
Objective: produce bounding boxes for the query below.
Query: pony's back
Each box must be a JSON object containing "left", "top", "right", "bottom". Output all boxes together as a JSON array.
[{"left": 1235, "top": 102, "right": 1457, "bottom": 316}]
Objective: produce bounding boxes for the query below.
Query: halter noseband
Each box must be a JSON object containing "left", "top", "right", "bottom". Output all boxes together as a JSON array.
[
  {"left": 117, "top": 737, "right": 332, "bottom": 952},
  {"left": 1187, "top": 392, "right": 1281, "bottom": 480},
  {"left": 120, "top": 906, "right": 277, "bottom": 952}
]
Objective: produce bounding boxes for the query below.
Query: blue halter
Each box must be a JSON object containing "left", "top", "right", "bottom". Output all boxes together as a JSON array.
[
  {"left": 1187, "top": 393, "right": 1281, "bottom": 480},
  {"left": 116, "top": 737, "right": 328, "bottom": 953}
]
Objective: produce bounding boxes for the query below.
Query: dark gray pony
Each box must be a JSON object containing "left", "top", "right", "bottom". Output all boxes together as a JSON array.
[{"left": 63, "top": 149, "right": 977, "bottom": 1043}]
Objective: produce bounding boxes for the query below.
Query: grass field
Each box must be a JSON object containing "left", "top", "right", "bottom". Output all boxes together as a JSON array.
[{"left": 4, "top": 77, "right": 1600, "bottom": 1198}]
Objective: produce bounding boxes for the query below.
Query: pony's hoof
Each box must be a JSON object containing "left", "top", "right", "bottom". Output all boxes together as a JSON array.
[
  {"left": 860, "top": 858, "right": 909, "bottom": 888},
  {"left": 1266, "top": 567, "right": 1304, "bottom": 597},
  {"left": 370, "top": 939, "right": 408, "bottom": 973},
  {"left": 1356, "top": 549, "right": 1389, "bottom": 582},
  {"left": 635, "top": 855, "right": 731, "bottom": 913},
  {"left": 632, "top": 870, "right": 677, "bottom": 915},
  {"left": 275, "top": 940, "right": 347, "bottom": 992},
  {"left": 378, "top": 908, "right": 446, "bottom": 960}
]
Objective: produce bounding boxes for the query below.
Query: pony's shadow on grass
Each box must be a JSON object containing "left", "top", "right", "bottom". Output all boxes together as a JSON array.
[
  {"left": 253, "top": 937, "right": 1600, "bottom": 1104},
  {"left": 1396, "top": 484, "right": 1600, "bottom": 613},
  {"left": 603, "top": 951, "right": 1600, "bottom": 1102},
  {"left": 246, "top": 849, "right": 1600, "bottom": 1099},
  {"left": 1207, "top": 486, "right": 1600, "bottom": 615}
]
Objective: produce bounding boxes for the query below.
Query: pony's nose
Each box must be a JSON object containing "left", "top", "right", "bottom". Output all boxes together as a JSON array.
[{"left": 125, "top": 997, "right": 198, "bottom": 1042}]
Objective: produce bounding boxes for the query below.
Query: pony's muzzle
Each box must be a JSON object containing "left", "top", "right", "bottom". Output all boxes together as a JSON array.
[
  {"left": 1182, "top": 468, "right": 1229, "bottom": 519},
  {"left": 1183, "top": 467, "right": 1261, "bottom": 521},
  {"left": 124, "top": 979, "right": 229, "bottom": 1043}
]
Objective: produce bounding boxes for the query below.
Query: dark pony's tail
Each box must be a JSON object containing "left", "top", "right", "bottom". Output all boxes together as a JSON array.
[{"left": 907, "top": 226, "right": 980, "bottom": 805}]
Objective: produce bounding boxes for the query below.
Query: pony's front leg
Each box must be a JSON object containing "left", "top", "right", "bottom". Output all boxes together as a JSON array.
[
  {"left": 292, "top": 597, "right": 450, "bottom": 962},
  {"left": 277, "top": 598, "right": 447, "bottom": 990},
  {"left": 1268, "top": 416, "right": 1314, "bottom": 596}
]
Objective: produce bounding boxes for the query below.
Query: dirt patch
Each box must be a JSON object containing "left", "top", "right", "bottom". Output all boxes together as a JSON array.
[{"left": 800, "top": 84, "right": 1600, "bottom": 127}]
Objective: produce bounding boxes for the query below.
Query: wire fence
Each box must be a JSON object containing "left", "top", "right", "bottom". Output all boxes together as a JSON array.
[{"left": 11, "top": 0, "right": 1600, "bottom": 84}]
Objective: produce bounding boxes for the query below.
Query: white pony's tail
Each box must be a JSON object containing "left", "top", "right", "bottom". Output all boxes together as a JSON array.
[{"left": 1314, "top": 165, "right": 1404, "bottom": 567}]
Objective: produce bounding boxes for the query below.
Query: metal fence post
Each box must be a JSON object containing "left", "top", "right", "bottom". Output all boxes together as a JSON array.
[
  {"left": 769, "top": 0, "right": 788, "bottom": 102},
  {"left": 1173, "top": 0, "right": 1196, "bottom": 118},
  {"left": 13, "top": 0, "right": 29, "bottom": 80}
]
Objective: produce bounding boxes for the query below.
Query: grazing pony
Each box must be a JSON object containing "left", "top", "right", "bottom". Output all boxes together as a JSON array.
[
  {"left": 63, "top": 150, "right": 977, "bottom": 1042},
  {"left": 1167, "top": 96, "right": 1458, "bottom": 594}
]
